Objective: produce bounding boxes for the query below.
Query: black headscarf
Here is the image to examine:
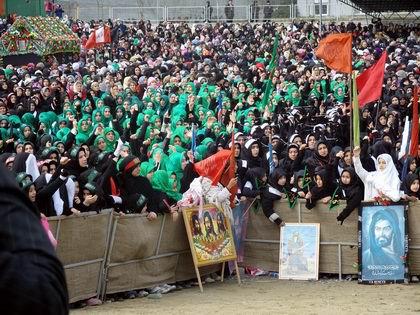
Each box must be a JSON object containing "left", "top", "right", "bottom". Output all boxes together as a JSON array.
[{"left": 403, "top": 173, "right": 419, "bottom": 197}]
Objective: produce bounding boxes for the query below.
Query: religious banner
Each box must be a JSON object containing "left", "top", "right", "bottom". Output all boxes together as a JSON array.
[
  {"left": 279, "top": 223, "right": 320, "bottom": 280},
  {"left": 358, "top": 202, "right": 409, "bottom": 284},
  {"left": 183, "top": 204, "right": 237, "bottom": 267}
]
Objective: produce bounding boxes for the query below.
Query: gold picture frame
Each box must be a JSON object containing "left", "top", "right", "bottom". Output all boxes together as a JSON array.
[{"left": 182, "top": 204, "right": 240, "bottom": 291}]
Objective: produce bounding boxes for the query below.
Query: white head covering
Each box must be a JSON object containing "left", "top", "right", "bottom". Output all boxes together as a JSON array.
[{"left": 369, "top": 154, "right": 401, "bottom": 199}]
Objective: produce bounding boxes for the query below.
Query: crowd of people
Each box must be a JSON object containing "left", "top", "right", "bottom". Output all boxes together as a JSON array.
[{"left": 0, "top": 16, "right": 418, "bottom": 234}]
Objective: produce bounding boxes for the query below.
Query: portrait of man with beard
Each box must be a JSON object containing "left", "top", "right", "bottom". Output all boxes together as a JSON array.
[{"left": 361, "top": 206, "right": 407, "bottom": 282}]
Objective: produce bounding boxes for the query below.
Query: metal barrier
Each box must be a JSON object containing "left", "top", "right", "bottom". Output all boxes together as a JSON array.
[
  {"left": 111, "top": 6, "right": 165, "bottom": 22},
  {"left": 63, "top": 2, "right": 418, "bottom": 23},
  {"left": 251, "top": 5, "right": 292, "bottom": 22},
  {"left": 166, "top": 6, "right": 206, "bottom": 23}
]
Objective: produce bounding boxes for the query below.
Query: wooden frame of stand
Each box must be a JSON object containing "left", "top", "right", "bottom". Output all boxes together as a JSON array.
[{"left": 182, "top": 204, "right": 241, "bottom": 292}]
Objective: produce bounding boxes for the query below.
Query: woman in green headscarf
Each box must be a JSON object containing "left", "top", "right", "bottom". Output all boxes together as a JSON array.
[
  {"left": 56, "top": 127, "right": 71, "bottom": 144},
  {"left": 140, "top": 161, "right": 155, "bottom": 181},
  {"left": 19, "top": 124, "right": 36, "bottom": 144},
  {"left": 101, "top": 106, "right": 113, "bottom": 127},
  {"left": 115, "top": 93, "right": 125, "bottom": 107},
  {"left": 82, "top": 99, "right": 94, "bottom": 115},
  {"left": 170, "top": 125, "right": 189, "bottom": 147},
  {"left": 38, "top": 111, "right": 57, "bottom": 136},
  {"left": 170, "top": 115, "right": 184, "bottom": 131},
  {"left": 166, "top": 151, "right": 186, "bottom": 185},
  {"left": 102, "top": 127, "right": 120, "bottom": 153},
  {"left": 333, "top": 83, "right": 346, "bottom": 103},
  {"left": 285, "top": 85, "right": 303, "bottom": 107},
  {"left": 151, "top": 170, "right": 182, "bottom": 202},
  {"left": 21, "top": 112, "right": 36, "bottom": 128},
  {"left": 92, "top": 109, "right": 103, "bottom": 126},
  {"left": 75, "top": 116, "right": 93, "bottom": 145},
  {"left": 195, "top": 144, "right": 208, "bottom": 161},
  {"left": 95, "top": 97, "right": 104, "bottom": 109},
  {"left": 62, "top": 101, "right": 74, "bottom": 113},
  {"left": 94, "top": 135, "right": 107, "bottom": 152},
  {"left": 157, "top": 94, "right": 169, "bottom": 116},
  {"left": 149, "top": 146, "right": 169, "bottom": 171},
  {"left": 115, "top": 105, "right": 127, "bottom": 125},
  {"left": 309, "top": 81, "right": 322, "bottom": 100}
]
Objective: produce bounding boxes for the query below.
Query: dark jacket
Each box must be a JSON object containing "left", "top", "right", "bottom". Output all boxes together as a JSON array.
[{"left": 0, "top": 164, "right": 69, "bottom": 314}]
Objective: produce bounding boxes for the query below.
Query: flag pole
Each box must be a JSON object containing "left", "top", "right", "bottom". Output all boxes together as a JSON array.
[{"left": 349, "top": 72, "right": 353, "bottom": 149}]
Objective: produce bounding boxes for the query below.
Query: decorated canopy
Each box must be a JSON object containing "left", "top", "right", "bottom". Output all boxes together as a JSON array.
[{"left": 0, "top": 16, "right": 80, "bottom": 58}]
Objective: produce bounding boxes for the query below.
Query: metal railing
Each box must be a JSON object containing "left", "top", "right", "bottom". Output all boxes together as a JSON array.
[
  {"left": 68, "top": 3, "right": 417, "bottom": 23},
  {"left": 111, "top": 6, "right": 165, "bottom": 22},
  {"left": 166, "top": 6, "right": 205, "bottom": 22}
]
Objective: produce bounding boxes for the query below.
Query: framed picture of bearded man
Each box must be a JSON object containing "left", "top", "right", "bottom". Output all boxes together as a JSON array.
[{"left": 358, "top": 202, "right": 409, "bottom": 284}]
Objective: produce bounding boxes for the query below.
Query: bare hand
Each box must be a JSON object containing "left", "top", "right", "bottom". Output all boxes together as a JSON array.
[
  {"left": 336, "top": 151, "right": 344, "bottom": 159},
  {"left": 60, "top": 157, "right": 70, "bottom": 165},
  {"left": 84, "top": 195, "right": 98, "bottom": 206},
  {"left": 227, "top": 177, "right": 238, "bottom": 190},
  {"left": 71, "top": 208, "right": 81, "bottom": 215},
  {"left": 353, "top": 146, "right": 361, "bottom": 158},
  {"left": 321, "top": 196, "right": 331, "bottom": 204},
  {"left": 147, "top": 211, "right": 157, "bottom": 221},
  {"left": 169, "top": 204, "right": 178, "bottom": 213}
]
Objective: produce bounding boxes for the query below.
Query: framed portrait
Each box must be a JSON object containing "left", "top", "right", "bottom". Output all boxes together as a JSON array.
[
  {"left": 279, "top": 223, "right": 320, "bottom": 280},
  {"left": 182, "top": 204, "right": 237, "bottom": 267},
  {"left": 359, "top": 202, "right": 409, "bottom": 284}
]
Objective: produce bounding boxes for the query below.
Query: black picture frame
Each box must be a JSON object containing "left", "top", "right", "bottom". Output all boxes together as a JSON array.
[{"left": 358, "top": 201, "right": 409, "bottom": 284}]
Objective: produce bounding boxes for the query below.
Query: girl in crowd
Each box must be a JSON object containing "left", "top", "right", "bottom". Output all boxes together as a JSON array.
[{"left": 353, "top": 146, "right": 401, "bottom": 202}]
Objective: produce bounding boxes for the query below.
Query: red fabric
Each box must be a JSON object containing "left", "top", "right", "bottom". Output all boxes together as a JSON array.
[
  {"left": 356, "top": 52, "right": 387, "bottom": 107},
  {"left": 194, "top": 149, "right": 232, "bottom": 185},
  {"left": 124, "top": 158, "right": 140, "bottom": 173},
  {"left": 315, "top": 33, "right": 352, "bottom": 74},
  {"left": 84, "top": 26, "right": 111, "bottom": 49},
  {"left": 109, "top": 177, "right": 120, "bottom": 196},
  {"left": 219, "top": 133, "right": 237, "bottom": 207},
  {"left": 84, "top": 31, "right": 96, "bottom": 49},
  {"left": 409, "top": 86, "right": 419, "bottom": 157}
]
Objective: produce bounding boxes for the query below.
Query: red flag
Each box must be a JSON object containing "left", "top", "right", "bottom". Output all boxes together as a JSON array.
[
  {"left": 194, "top": 150, "right": 231, "bottom": 185},
  {"left": 219, "top": 133, "right": 237, "bottom": 207},
  {"left": 356, "top": 51, "right": 387, "bottom": 107},
  {"left": 315, "top": 33, "right": 352, "bottom": 74},
  {"left": 409, "top": 86, "right": 419, "bottom": 157},
  {"left": 84, "top": 26, "right": 111, "bottom": 49}
]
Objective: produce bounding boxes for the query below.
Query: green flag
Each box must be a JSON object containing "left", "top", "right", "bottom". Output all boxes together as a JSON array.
[
  {"left": 283, "top": 188, "right": 297, "bottom": 209},
  {"left": 329, "top": 186, "right": 340, "bottom": 210},
  {"left": 302, "top": 165, "right": 312, "bottom": 189},
  {"left": 260, "top": 33, "right": 279, "bottom": 109},
  {"left": 352, "top": 73, "right": 360, "bottom": 147}
]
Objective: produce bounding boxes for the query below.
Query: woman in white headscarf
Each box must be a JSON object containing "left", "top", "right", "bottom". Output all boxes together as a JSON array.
[{"left": 352, "top": 146, "right": 401, "bottom": 202}]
